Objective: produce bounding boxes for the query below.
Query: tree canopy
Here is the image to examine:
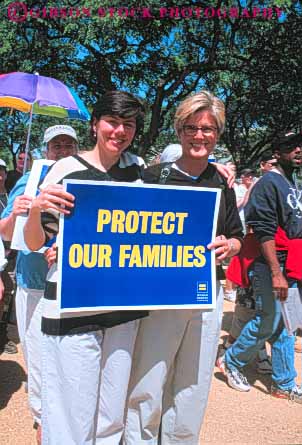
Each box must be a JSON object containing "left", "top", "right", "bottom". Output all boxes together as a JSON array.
[{"left": 0, "top": 0, "right": 301, "bottom": 168}]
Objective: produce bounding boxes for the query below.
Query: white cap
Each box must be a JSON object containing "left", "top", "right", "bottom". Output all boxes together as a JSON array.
[
  {"left": 0, "top": 159, "right": 7, "bottom": 169},
  {"left": 43, "top": 125, "right": 78, "bottom": 144},
  {"left": 160, "top": 144, "right": 182, "bottom": 163}
]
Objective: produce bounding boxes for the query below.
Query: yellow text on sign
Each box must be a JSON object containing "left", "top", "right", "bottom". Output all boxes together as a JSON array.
[
  {"left": 96, "top": 209, "right": 188, "bottom": 235},
  {"left": 119, "top": 244, "right": 206, "bottom": 267},
  {"left": 69, "top": 244, "right": 112, "bottom": 268},
  {"left": 67, "top": 244, "right": 207, "bottom": 269}
]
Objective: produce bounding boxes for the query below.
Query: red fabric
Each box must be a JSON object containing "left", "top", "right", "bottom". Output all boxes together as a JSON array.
[
  {"left": 285, "top": 239, "right": 302, "bottom": 280},
  {"left": 226, "top": 234, "right": 259, "bottom": 287},
  {"left": 226, "top": 228, "right": 302, "bottom": 287}
]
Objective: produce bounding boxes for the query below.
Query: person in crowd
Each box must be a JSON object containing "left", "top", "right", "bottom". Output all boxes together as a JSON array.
[
  {"left": 0, "top": 235, "right": 8, "bottom": 305},
  {"left": 236, "top": 168, "right": 256, "bottom": 232},
  {"left": 224, "top": 149, "right": 283, "bottom": 319},
  {"left": 224, "top": 153, "right": 276, "bottom": 303},
  {"left": 0, "top": 235, "right": 7, "bottom": 348},
  {"left": 0, "top": 159, "right": 8, "bottom": 210},
  {"left": 225, "top": 160, "right": 237, "bottom": 175},
  {"left": 0, "top": 159, "right": 8, "bottom": 318},
  {"left": 159, "top": 143, "right": 182, "bottom": 163},
  {"left": 159, "top": 144, "right": 236, "bottom": 183},
  {"left": 259, "top": 151, "right": 277, "bottom": 174},
  {"left": 221, "top": 154, "right": 276, "bottom": 373},
  {"left": 124, "top": 90, "right": 243, "bottom": 445},
  {"left": 223, "top": 160, "right": 238, "bottom": 303},
  {"left": 218, "top": 282, "right": 273, "bottom": 375},
  {"left": 0, "top": 125, "right": 79, "bottom": 443},
  {"left": 224, "top": 167, "right": 256, "bottom": 303},
  {"left": 23, "top": 91, "right": 149, "bottom": 445},
  {"left": 218, "top": 131, "right": 302, "bottom": 403},
  {"left": 295, "top": 329, "right": 302, "bottom": 353},
  {"left": 5, "top": 150, "right": 32, "bottom": 193},
  {"left": 0, "top": 158, "right": 18, "bottom": 354},
  {"left": 149, "top": 144, "right": 182, "bottom": 166},
  {"left": 0, "top": 245, "right": 17, "bottom": 355}
]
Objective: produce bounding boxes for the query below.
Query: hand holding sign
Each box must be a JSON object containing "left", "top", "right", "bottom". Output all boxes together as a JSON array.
[
  {"left": 11, "top": 159, "right": 55, "bottom": 251},
  {"left": 13, "top": 195, "right": 33, "bottom": 216},
  {"left": 44, "top": 243, "right": 57, "bottom": 268},
  {"left": 207, "top": 234, "right": 240, "bottom": 263},
  {"left": 32, "top": 184, "right": 75, "bottom": 215}
]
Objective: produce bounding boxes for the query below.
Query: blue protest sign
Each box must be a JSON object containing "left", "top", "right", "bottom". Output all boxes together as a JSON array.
[{"left": 57, "top": 181, "right": 221, "bottom": 313}]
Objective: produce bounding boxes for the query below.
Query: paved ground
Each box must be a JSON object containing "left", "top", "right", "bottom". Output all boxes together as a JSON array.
[
  {"left": 201, "top": 302, "right": 302, "bottom": 445},
  {"left": 0, "top": 300, "right": 301, "bottom": 445}
]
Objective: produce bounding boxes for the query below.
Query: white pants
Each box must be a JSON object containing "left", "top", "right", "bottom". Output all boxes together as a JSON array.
[
  {"left": 124, "top": 284, "right": 224, "bottom": 445},
  {"left": 15, "top": 286, "right": 43, "bottom": 365},
  {"left": 42, "top": 320, "right": 139, "bottom": 445},
  {"left": 15, "top": 286, "right": 43, "bottom": 424}
]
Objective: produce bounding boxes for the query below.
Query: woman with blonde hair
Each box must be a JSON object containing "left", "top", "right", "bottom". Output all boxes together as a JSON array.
[{"left": 124, "top": 90, "right": 243, "bottom": 445}]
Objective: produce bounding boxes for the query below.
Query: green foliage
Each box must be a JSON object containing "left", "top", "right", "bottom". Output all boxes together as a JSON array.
[
  {"left": 0, "top": 0, "right": 301, "bottom": 169},
  {"left": 0, "top": 110, "right": 91, "bottom": 167}
]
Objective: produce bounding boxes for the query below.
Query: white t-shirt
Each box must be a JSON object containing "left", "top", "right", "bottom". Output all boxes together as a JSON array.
[{"left": 235, "top": 184, "right": 248, "bottom": 232}]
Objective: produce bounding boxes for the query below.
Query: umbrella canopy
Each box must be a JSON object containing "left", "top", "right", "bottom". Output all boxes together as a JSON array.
[
  {"left": 0, "top": 72, "right": 90, "bottom": 120},
  {"left": 0, "top": 72, "right": 90, "bottom": 173}
]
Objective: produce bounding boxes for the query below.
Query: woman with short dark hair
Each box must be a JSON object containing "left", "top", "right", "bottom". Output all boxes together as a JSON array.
[{"left": 24, "top": 91, "right": 148, "bottom": 445}]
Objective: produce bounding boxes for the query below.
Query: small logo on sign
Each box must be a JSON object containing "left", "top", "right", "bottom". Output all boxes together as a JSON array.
[
  {"left": 196, "top": 281, "right": 209, "bottom": 302},
  {"left": 197, "top": 282, "right": 208, "bottom": 292}
]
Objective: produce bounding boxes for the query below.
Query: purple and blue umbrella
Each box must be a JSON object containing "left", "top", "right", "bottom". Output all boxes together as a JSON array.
[
  {"left": 0, "top": 72, "right": 90, "bottom": 171},
  {"left": 0, "top": 72, "right": 90, "bottom": 120}
]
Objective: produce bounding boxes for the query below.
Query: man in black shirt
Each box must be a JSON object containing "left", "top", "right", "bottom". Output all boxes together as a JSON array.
[{"left": 219, "top": 132, "right": 302, "bottom": 403}]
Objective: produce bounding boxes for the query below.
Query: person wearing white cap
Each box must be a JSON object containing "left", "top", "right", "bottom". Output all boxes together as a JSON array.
[
  {"left": 0, "top": 159, "right": 7, "bottom": 169},
  {"left": 160, "top": 144, "right": 182, "bottom": 163},
  {"left": 159, "top": 144, "right": 235, "bottom": 184},
  {"left": 0, "top": 125, "right": 78, "bottom": 240},
  {"left": 43, "top": 125, "right": 78, "bottom": 160},
  {"left": 0, "top": 125, "right": 78, "bottom": 444}
]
